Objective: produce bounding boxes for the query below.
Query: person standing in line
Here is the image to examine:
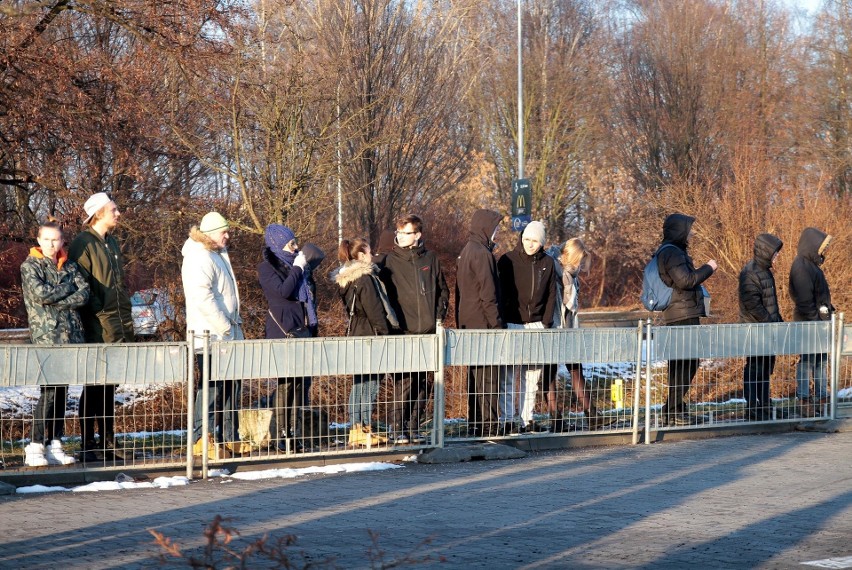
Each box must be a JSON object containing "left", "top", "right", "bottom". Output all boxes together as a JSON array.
[
  {"left": 380, "top": 214, "right": 449, "bottom": 444},
  {"left": 258, "top": 224, "right": 314, "bottom": 452},
  {"left": 455, "top": 209, "right": 504, "bottom": 438},
  {"left": 789, "top": 227, "right": 834, "bottom": 418},
  {"left": 738, "top": 233, "right": 784, "bottom": 422},
  {"left": 21, "top": 220, "right": 89, "bottom": 466},
  {"left": 68, "top": 193, "right": 135, "bottom": 462},
  {"left": 546, "top": 237, "right": 604, "bottom": 431},
  {"left": 656, "top": 213, "right": 717, "bottom": 427},
  {"left": 335, "top": 238, "right": 394, "bottom": 446},
  {"left": 497, "top": 221, "right": 557, "bottom": 435},
  {"left": 181, "top": 212, "right": 244, "bottom": 459}
]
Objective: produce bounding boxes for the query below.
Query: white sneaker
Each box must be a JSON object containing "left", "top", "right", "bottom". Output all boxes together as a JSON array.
[
  {"left": 24, "top": 442, "right": 48, "bottom": 467},
  {"left": 45, "top": 440, "right": 76, "bottom": 465}
]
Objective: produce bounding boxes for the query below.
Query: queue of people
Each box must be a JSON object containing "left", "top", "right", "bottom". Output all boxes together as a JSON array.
[{"left": 19, "top": 201, "right": 836, "bottom": 465}]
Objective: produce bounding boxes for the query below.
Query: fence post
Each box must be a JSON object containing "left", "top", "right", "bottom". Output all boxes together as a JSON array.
[
  {"left": 201, "top": 331, "right": 210, "bottom": 480},
  {"left": 644, "top": 319, "right": 653, "bottom": 444},
  {"left": 831, "top": 313, "right": 843, "bottom": 421},
  {"left": 632, "top": 320, "right": 644, "bottom": 445},
  {"left": 434, "top": 321, "right": 446, "bottom": 448},
  {"left": 186, "top": 331, "right": 195, "bottom": 480}
]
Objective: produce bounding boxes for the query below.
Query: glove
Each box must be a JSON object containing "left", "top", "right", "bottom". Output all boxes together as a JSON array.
[{"left": 293, "top": 252, "right": 307, "bottom": 269}]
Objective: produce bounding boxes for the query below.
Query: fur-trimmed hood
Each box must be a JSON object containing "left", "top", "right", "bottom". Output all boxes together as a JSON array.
[
  {"left": 334, "top": 259, "right": 377, "bottom": 288},
  {"left": 184, "top": 226, "right": 224, "bottom": 253}
]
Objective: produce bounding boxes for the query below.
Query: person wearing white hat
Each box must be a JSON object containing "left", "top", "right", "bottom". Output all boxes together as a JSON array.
[
  {"left": 181, "top": 211, "right": 244, "bottom": 459},
  {"left": 497, "top": 220, "right": 557, "bottom": 434},
  {"left": 68, "top": 192, "right": 135, "bottom": 463}
]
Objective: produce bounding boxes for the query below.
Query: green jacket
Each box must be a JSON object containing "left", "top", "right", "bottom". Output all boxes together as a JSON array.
[
  {"left": 21, "top": 248, "right": 90, "bottom": 345},
  {"left": 68, "top": 227, "right": 134, "bottom": 343}
]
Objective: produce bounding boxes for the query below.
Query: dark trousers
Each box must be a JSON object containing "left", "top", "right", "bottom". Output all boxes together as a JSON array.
[
  {"left": 468, "top": 366, "right": 499, "bottom": 436},
  {"left": 275, "top": 377, "right": 311, "bottom": 439},
  {"left": 665, "top": 317, "right": 700, "bottom": 419},
  {"left": 744, "top": 355, "right": 775, "bottom": 412},
  {"left": 32, "top": 385, "right": 68, "bottom": 443},
  {"left": 390, "top": 371, "right": 430, "bottom": 435},
  {"left": 192, "top": 354, "right": 241, "bottom": 444},
  {"left": 80, "top": 384, "right": 116, "bottom": 449}
]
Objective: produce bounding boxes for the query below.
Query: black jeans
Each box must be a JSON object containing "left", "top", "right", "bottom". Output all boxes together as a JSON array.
[
  {"left": 80, "top": 384, "right": 116, "bottom": 449},
  {"left": 744, "top": 355, "right": 775, "bottom": 412},
  {"left": 390, "top": 371, "right": 430, "bottom": 435},
  {"left": 32, "top": 385, "right": 68, "bottom": 443},
  {"left": 468, "top": 366, "right": 499, "bottom": 436},
  {"left": 275, "top": 377, "right": 311, "bottom": 439},
  {"left": 665, "top": 317, "right": 701, "bottom": 419}
]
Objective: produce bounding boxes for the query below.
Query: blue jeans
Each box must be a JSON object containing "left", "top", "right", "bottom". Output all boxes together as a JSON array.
[
  {"left": 796, "top": 353, "right": 828, "bottom": 400},
  {"left": 193, "top": 354, "right": 241, "bottom": 443},
  {"left": 349, "top": 374, "right": 379, "bottom": 426}
]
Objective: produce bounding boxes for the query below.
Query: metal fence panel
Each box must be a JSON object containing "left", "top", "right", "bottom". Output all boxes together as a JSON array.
[
  {"left": 653, "top": 322, "right": 832, "bottom": 360},
  {"left": 445, "top": 328, "right": 639, "bottom": 366},
  {"left": 210, "top": 336, "right": 439, "bottom": 381},
  {"left": 0, "top": 342, "right": 187, "bottom": 386}
]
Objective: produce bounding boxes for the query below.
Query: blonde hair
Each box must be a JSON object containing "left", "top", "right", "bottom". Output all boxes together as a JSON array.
[{"left": 561, "top": 238, "right": 590, "bottom": 272}]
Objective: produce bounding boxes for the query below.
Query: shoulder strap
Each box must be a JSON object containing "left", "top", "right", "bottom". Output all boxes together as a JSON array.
[{"left": 345, "top": 286, "right": 357, "bottom": 336}]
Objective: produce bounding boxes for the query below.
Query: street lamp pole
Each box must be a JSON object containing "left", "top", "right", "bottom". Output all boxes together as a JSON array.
[{"left": 517, "top": 0, "right": 524, "bottom": 180}]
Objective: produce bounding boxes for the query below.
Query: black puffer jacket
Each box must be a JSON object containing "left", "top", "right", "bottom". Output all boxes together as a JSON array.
[
  {"left": 335, "top": 260, "right": 390, "bottom": 336},
  {"left": 789, "top": 227, "right": 833, "bottom": 322},
  {"left": 455, "top": 209, "right": 504, "bottom": 329},
  {"left": 657, "top": 214, "right": 715, "bottom": 325},
  {"left": 381, "top": 242, "right": 449, "bottom": 334},
  {"left": 498, "top": 238, "right": 557, "bottom": 327},
  {"left": 739, "top": 233, "right": 783, "bottom": 323}
]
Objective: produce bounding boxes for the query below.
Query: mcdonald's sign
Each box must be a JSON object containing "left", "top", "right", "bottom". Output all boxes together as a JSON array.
[{"left": 511, "top": 178, "right": 531, "bottom": 231}]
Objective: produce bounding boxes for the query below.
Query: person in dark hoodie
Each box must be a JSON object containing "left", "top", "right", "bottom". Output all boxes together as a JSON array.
[
  {"left": 380, "top": 214, "right": 450, "bottom": 444},
  {"left": 656, "top": 213, "right": 717, "bottom": 426},
  {"left": 258, "top": 224, "right": 314, "bottom": 452},
  {"left": 497, "top": 220, "right": 556, "bottom": 434},
  {"left": 789, "top": 227, "right": 834, "bottom": 417},
  {"left": 738, "top": 233, "right": 784, "bottom": 422},
  {"left": 455, "top": 209, "right": 504, "bottom": 437}
]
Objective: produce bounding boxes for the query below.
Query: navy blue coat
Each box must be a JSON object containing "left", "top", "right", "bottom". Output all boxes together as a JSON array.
[{"left": 258, "top": 248, "right": 306, "bottom": 338}]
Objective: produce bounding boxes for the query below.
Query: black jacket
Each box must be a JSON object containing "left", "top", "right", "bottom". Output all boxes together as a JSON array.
[
  {"left": 380, "top": 242, "right": 449, "bottom": 334},
  {"left": 739, "top": 233, "right": 783, "bottom": 324},
  {"left": 789, "top": 227, "right": 833, "bottom": 322},
  {"left": 335, "top": 260, "right": 390, "bottom": 336},
  {"left": 498, "top": 239, "right": 557, "bottom": 327},
  {"left": 258, "top": 248, "right": 306, "bottom": 338},
  {"left": 657, "top": 214, "right": 715, "bottom": 325},
  {"left": 455, "top": 209, "right": 503, "bottom": 329}
]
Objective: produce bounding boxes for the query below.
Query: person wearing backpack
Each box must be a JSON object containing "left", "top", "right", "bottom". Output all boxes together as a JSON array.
[
  {"left": 335, "top": 237, "right": 396, "bottom": 446},
  {"left": 656, "top": 213, "right": 717, "bottom": 426},
  {"left": 738, "top": 233, "right": 783, "bottom": 422}
]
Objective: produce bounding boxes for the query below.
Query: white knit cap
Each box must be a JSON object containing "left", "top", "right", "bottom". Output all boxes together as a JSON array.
[
  {"left": 199, "top": 212, "right": 229, "bottom": 233},
  {"left": 522, "top": 220, "right": 546, "bottom": 245}
]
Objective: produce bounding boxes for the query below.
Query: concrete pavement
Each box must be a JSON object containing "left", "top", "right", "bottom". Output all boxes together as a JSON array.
[{"left": 1, "top": 429, "right": 851, "bottom": 569}]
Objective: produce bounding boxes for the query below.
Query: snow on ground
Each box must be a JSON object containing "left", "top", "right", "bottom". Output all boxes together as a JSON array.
[{"left": 15, "top": 462, "right": 402, "bottom": 494}]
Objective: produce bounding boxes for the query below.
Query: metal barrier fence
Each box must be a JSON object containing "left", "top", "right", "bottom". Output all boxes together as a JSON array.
[{"left": 0, "top": 315, "right": 846, "bottom": 479}]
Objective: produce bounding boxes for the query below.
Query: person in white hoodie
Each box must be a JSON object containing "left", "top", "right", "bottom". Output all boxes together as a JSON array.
[{"left": 181, "top": 212, "right": 244, "bottom": 458}]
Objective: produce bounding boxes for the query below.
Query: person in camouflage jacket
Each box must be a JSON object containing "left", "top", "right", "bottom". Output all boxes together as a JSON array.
[{"left": 20, "top": 221, "right": 89, "bottom": 466}]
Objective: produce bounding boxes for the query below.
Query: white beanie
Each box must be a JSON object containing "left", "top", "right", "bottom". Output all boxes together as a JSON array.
[{"left": 522, "top": 220, "right": 546, "bottom": 245}]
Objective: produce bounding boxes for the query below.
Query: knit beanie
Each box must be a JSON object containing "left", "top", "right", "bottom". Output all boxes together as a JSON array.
[
  {"left": 264, "top": 224, "right": 296, "bottom": 253},
  {"left": 199, "top": 212, "right": 229, "bottom": 233},
  {"left": 522, "top": 220, "right": 546, "bottom": 245}
]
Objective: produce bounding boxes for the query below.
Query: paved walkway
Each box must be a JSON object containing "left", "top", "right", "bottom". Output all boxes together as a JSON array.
[{"left": 1, "top": 429, "right": 851, "bottom": 569}]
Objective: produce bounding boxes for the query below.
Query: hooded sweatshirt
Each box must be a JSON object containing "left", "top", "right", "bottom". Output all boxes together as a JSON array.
[
  {"left": 455, "top": 209, "right": 504, "bottom": 329},
  {"left": 739, "top": 233, "right": 783, "bottom": 323},
  {"left": 657, "top": 213, "right": 715, "bottom": 325},
  {"left": 181, "top": 227, "right": 243, "bottom": 349},
  {"left": 789, "top": 227, "right": 833, "bottom": 322}
]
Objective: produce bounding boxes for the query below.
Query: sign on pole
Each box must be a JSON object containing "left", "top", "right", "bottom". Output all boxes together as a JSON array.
[{"left": 511, "top": 178, "right": 531, "bottom": 232}]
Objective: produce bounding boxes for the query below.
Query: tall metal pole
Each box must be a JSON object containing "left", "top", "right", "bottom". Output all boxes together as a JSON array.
[
  {"left": 517, "top": 0, "right": 524, "bottom": 179},
  {"left": 336, "top": 81, "right": 343, "bottom": 244}
]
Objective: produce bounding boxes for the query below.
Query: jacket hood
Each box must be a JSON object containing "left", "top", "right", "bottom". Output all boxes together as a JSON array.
[
  {"left": 334, "top": 259, "right": 377, "bottom": 288},
  {"left": 391, "top": 241, "right": 426, "bottom": 261},
  {"left": 469, "top": 209, "right": 502, "bottom": 247},
  {"left": 754, "top": 233, "right": 783, "bottom": 268},
  {"left": 301, "top": 243, "right": 326, "bottom": 270},
  {"left": 662, "top": 213, "right": 695, "bottom": 246},
  {"left": 376, "top": 229, "right": 396, "bottom": 255},
  {"left": 28, "top": 247, "right": 70, "bottom": 270},
  {"left": 183, "top": 226, "right": 224, "bottom": 254},
  {"left": 796, "top": 227, "right": 832, "bottom": 265}
]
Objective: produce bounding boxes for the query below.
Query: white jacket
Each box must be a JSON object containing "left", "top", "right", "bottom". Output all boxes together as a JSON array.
[{"left": 181, "top": 228, "right": 244, "bottom": 349}]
